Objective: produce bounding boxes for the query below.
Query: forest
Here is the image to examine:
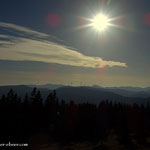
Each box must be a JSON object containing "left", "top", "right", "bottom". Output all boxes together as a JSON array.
[{"left": 0, "top": 87, "right": 150, "bottom": 150}]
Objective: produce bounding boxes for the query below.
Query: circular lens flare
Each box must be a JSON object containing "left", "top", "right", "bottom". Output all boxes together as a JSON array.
[{"left": 91, "top": 14, "right": 110, "bottom": 32}]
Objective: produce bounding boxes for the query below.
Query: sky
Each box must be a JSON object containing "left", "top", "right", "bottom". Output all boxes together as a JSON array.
[{"left": 0, "top": 0, "right": 150, "bottom": 87}]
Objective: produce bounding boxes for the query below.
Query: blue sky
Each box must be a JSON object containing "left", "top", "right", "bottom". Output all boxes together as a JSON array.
[{"left": 0, "top": 0, "right": 150, "bottom": 86}]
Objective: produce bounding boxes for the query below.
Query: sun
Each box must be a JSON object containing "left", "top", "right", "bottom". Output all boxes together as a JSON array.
[
  {"left": 91, "top": 14, "right": 110, "bottom": 32},
  {"left": 72, "top": 12, "right": 124, "bottom": 33}
]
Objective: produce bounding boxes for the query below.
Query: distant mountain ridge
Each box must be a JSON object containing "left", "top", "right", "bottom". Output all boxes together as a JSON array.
[
  {"left": 92, "top": 85, "right": 150, "bottom": 98},
  {"left": 29, "top": 84, "right": 150, "bottom": 98},
  {"left": 55, "top": 86, "right": 124, "bottom": 104},
  {"left": 0, "top": 84, "right": 150, "bottom": 104},
  {"left": 29, "top": 83, "right": 64, "bottom": 90}
]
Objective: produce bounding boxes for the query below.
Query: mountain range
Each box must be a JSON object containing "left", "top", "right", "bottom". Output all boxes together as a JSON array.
[
  {"left": 31, "top": 84, "right": 150, "bottom": 98},
  {"left": 0, "top": 84, "right": 150, "bottom": 104}
]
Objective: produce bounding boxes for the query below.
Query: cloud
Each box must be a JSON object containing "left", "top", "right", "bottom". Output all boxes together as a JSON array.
[
  {"left": 0, "top": 22, "right": 48, "bottom": 38},
  {"left": 0, "top": 22, "right": 127, "bottom": 68}
]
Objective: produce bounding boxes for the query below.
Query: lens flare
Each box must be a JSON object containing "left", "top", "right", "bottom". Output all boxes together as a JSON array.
[{"left": 46, "top": 14, "right": 61, "bottom": 27}]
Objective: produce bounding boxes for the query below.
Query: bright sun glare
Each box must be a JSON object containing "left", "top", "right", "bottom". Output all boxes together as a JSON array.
[
  {"left": 91, "top": 14, "right": 110, "bottom": 32},
  {"left": 75, "top": 12, "right": 123, "bottom": 33}
]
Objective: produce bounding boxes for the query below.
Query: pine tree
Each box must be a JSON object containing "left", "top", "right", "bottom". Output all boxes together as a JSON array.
[{"left": 30, "top": 87, "right": 37, "bottom": 103}]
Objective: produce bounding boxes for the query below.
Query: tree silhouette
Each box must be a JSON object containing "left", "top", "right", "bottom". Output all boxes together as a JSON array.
[{"left": 0, "top": 87, "right": 150, "bottom": 148}]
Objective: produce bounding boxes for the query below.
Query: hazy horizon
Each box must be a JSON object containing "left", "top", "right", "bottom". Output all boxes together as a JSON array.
[{"left": 0, "top": 83, "right": 149, "bottom": 88}]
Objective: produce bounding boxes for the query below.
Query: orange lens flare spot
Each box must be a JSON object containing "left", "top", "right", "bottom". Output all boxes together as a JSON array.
[
  {"left": 144, "top": 13, "right": 150, "bottom": 26},
  {"left": 46, "top": 14, "right": 61, "bottom": 27}
]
